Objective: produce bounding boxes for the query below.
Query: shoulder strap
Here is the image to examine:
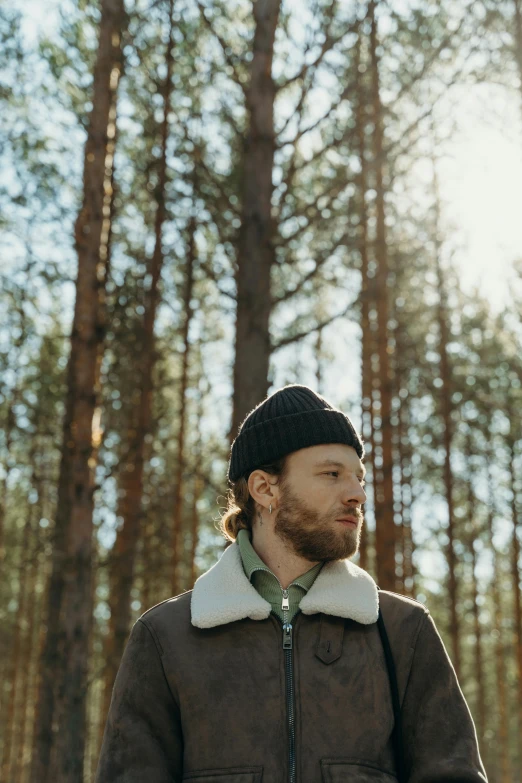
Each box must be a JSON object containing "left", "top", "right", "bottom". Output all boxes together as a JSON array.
[{"left": 376, "top": 594, "right": 406, "bottom": 783}]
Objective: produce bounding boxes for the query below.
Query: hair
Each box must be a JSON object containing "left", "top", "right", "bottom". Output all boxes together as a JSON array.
[{"left": 218, "top": 456, "right": 289, "bottom": 543}]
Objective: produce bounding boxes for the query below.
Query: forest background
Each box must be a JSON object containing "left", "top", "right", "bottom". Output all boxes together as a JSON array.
[{"left": 1, "top": 0, "right": 522, "bottom": 781}]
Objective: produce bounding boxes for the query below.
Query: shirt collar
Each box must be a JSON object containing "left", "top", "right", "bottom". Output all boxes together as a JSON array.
[{"left": 237, "top": 527, "right": 324, "bottom": 591}]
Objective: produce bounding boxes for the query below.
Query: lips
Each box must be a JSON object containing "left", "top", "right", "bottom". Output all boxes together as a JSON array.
[{"left": 336, "top": 517, "right": 357, "bottom": 526}]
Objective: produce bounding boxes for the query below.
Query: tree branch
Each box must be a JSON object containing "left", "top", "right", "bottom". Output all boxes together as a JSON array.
[
  {"left": 197, "top": 259, "right": 237, "bottom": 302},
  {"left": 275, "top": 4, "right": 358, "bottom": 95},
  {"left": 271, "top": 300, "right": 356, "bottom": 352},
  {"left": 195, "top": 1, "right": 248, "bottom": 97},
  {"left": 276, "top": 173, "right": 357, "bottom": 251},
  {"left": 272, "top": 231, "right": 351, "bottom": 305}
]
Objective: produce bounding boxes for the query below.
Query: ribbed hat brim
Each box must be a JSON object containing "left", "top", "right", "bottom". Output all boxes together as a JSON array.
[{"left": 228, "top": 408, "right": 364, "bottom": 482}]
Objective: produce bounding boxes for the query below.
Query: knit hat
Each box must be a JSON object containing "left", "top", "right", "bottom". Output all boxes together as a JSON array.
[{"left": 227, "top": 384, "right": 364, "bottom": 482}]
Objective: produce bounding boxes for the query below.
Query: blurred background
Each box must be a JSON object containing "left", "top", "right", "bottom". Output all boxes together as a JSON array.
[{"left": 1, "top": 0, "right": 522, "bottom": 781}]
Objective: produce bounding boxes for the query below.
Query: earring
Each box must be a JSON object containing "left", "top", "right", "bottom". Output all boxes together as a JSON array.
[{"left": 269, "top": 503, "right": 272, "bottom": 514}]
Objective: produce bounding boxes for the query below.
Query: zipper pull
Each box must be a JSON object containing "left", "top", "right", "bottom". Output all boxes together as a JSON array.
[
  {"left": 282, "top": 589, "right": 290, "bottom": 611},
  {"left": 282, "top": 622, "right": 293, "bottom": 650}
]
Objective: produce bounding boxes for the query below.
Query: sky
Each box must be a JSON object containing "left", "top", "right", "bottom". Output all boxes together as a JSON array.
[{"left": 438, "top": 85, "right": 522, "bottom": 313}]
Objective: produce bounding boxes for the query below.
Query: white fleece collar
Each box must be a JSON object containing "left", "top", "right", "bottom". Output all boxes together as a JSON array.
[{"left": 191, "top": 541, "right": 379, "bottom": 629}]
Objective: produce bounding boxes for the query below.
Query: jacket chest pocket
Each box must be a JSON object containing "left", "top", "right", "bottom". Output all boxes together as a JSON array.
[
  {"left": 321, "top": 759, "right": 397, "bottom": 782},
  {"left": 182, "top": 766, "right": 263, "bottom": 783}
]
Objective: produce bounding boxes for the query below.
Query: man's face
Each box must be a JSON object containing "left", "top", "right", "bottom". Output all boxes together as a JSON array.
[{"left": 273, "top": 443, "right": 367, "bottom": 563}]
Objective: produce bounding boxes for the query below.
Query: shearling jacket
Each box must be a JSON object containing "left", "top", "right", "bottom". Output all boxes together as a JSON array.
[{"left": 96, "top": 541, "right": 487, "bottom": 783}]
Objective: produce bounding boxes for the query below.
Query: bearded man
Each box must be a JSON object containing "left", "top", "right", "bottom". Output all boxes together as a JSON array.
[{"left": 96, "top": 384, "right": 487, "bottom": 783}]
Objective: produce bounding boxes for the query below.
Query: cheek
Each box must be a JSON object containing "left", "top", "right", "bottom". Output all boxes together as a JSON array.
[{"left": 295, "top": 483, "right": 330, "bottom": 506}]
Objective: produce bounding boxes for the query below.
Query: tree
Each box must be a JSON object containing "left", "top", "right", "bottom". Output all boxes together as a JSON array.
[
  {"left": 231, "top": 0, "right": 282, "bottom": 434},
  {"left": 101, "top": 0, "right": 175, "bottom": 727},
  {"left": 32, "top": 1, "right": 126, "bottom": 779}
]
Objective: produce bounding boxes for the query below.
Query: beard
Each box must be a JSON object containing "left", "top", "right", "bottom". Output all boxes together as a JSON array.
[{"left": 273, "top": 478, "right": 363, "bottom": 563}]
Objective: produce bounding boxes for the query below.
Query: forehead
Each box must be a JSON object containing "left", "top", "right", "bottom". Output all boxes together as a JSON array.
[{"left": 287, "top": 443, "right": 365, "bottom": 472}]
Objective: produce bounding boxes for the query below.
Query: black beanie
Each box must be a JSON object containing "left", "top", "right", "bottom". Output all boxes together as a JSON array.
[{"left": 227, "top": 384, "right": 365, "bottom": 482}]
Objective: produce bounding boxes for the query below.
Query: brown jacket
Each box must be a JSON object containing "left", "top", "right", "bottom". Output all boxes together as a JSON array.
[{"left": 96, "top": 541, "right": 487, "bottom": 782}]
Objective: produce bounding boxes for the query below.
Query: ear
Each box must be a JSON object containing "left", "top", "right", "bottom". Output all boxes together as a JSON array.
[{"left": 247, "top": 470, "right": 280, "bottom": 512}]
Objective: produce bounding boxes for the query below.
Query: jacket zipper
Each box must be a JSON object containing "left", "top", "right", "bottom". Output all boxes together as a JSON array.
[
  {"left": 251, "top": 568, "right": 298, "bottom": 782},
  {"left": 272, "top": 588, "right": 296, "bottom": 783}
]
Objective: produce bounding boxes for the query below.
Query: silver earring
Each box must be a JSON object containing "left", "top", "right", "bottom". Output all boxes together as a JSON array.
[{"left": 269, "top": 503, "right": 272, "bottom": 514}]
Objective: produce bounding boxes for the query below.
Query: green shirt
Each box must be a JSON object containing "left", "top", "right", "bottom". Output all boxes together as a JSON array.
[{"left": 236, "top": 528, "right": 324, "bottom": 624}]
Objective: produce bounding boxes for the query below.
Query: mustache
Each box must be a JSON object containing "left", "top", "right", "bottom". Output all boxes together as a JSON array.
[{"left": 334, "top": 508, "right": 363, "bottom": 519}]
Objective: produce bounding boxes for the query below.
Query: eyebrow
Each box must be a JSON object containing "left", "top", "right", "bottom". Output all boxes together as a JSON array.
[{"left": 313, "top": 460, "right": 367, "bottom": 478}]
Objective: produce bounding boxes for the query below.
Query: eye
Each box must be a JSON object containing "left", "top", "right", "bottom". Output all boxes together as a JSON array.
[{"left": 324, "top": 471, "right": 339, "bottom": 477}]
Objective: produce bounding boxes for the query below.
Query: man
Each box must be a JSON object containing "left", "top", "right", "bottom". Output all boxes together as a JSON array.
[{"left": 96, "top": 384, "right": 487, "bottom": 782}]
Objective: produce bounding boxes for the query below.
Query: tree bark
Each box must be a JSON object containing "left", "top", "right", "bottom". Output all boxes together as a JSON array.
[
  {"left": 19, "top": 553, "right": 45, "bottom": 783},
  {"left": 315, "top": 328, "right": 324, "bottom": 395},
  {"left": 395, "top": 362, "right": 415, "bottom": 596},
  {"left": 14, "top": 438, "right": 46, "bottom": 783},
  {"left": 189, "top": 387, "right": 204, "bottom": 590},
  {"left": 507, "top": 421, "right": 522, "bottom": 769},
  {"left": 102, "top": 0, "right": 173, "bottom": 728},
  {"left": 486, "top": 459, "right": 511, "bottom": 783},
  {"left": 171, "top": 207, "right": 197, "bottom": 597},
  {"left": 0, "top": 398, "right": 16, "bottom": 566},
  {"left": 432, "top": 156, "right": 460, "bottom": 677},
  {"left": 14, "top": 527, "right": 40, "bottom": 782},
  {"left": 464, "top": 433, "right": 485, "bottom": 745},
  {"left": 0, "top": 511, "right": 32, "bottom": 783},
  {"left": 355, "top": 28, "right": 376, "bottom": 575},
  {"left": 31, "top": 2, "right": 126, "bottom": 780},
  {"left": 369, "top": 0, "right": 395, "bottom": 589},
  {"left": 231, "top": 0, "right": 282, "bottom": 438}
]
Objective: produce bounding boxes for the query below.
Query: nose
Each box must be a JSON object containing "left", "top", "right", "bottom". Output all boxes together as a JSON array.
[{"left": 343, "top": 478, "right": 366, "bottom": 507}]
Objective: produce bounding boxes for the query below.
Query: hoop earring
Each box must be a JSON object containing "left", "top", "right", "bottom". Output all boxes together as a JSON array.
[{"left": 269, "top": 503, "right": 272, "bottom": 515}]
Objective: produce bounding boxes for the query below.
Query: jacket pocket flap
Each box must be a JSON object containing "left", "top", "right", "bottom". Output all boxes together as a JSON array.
[
  {"left": 183, "top": 767, "right": 263, "bottom": 783},
  {"left": 321, "top": 759, "right": 397, "bottom": 782}
]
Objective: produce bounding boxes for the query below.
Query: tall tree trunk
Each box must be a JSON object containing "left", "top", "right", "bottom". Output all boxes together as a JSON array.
[
  {"left": 0, "top": 398, "right": 16, "bottom": 566},
  {"left": 355, "top": 30, "right": 375, "bottom": 570},
  {"left": 355, "top": 27, "right": 375, "bottom": 575},
  {"left": 14, "top": 523, "right": 40, "bottom": 782},
  {"left": 315, "top": 327, "right": 324, "bottom": 395},
  {"left": 171, "top": 207, "right": 197, "bottom": 597},
  {"left": 141, "top": 518, "right": 154, "bottom": 611},
  {"left": 189, "top": 470, "right": 203, "bottom": 590},
  {"left": 0, "top": 301, "right": 28, "bottom": 570},
  {"left": 507, "top": 417, "right": 522, "bottom": 768},
  {"left": 464, "top": 433, "right": 485, "bottom": 745},
  {"left": 396, "top": 384, "right": 411, "bottom": 593},
  {"left": 20, "top": 550, "right": 45, "bottom": 783},
  {"left": 14, "top": 438, "right": 46, "bottom": 783},
  {"left": 402, "top": 434, "right": 416, "bottom": 595},
  {"left": 231, "top": 0, "right": 281, "bottom": 438},
  {"left": 393, "top": 314, "right": 415, "bottom": 596},
  {"left": 432, "top": 156, "right": 460, "bottom": 677},
  {"left": 190, "top": 347, "right": 207, "bottom": 588},
  {"left": 0, "top": 511, "right": 32, "bottom": 783},
  {"left": 369, "top": 0, "right": 395, "bottom": 589},
  {"left": 486, "top": 460, "right": 511, "bottom": 783},
  {"left": 469, "top": 530, "right": 486, "bottom": 743},
  {"left": 31, "top": 3, "right": 126, "bottom": 780},
  {"left": 189, "top": 385, "right": 203, "bottom": 589},
  {"left": 102, "top": 2, "right": 173, "bottom": 728},
  {"left": 28, "top": 525, "right": 53, "bottom": 783}
]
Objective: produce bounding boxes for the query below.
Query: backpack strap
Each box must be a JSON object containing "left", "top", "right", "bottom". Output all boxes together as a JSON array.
[{"left": 376, "top": 591, "right": 406, "bottom": 783}]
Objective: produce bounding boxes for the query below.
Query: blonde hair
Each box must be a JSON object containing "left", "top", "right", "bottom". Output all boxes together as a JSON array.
[{"left": 218, "top": 457, "right": 288, "bottom": 542}]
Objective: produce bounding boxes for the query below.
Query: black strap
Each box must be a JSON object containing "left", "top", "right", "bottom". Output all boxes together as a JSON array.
[{"left": 377, "top": 603, "right": 406, "bottom": 783}]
